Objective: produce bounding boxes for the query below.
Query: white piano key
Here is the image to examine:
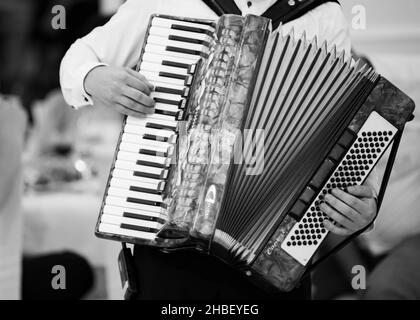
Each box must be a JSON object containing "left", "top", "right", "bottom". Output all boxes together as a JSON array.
[
  {"left": 109, "top": 177, "right": 166, "bottom": 192},
  {"left": 128, "top": 111, "right": 178, "bottom": 123},
  {"left": 133, "top": 111, "right": 178, "bottom": 124},
  {"left": 120, "top": 144, "right": 172, "bottom": 159},
  {"left": 148, "top": 112, "right": 178, "bottom": 123},
  {"left": 145, "top": 44, "right": 200, "bottom": 62},
  {"left": 141, "top": 69, "right": 187, "bottom": 86},
  {"left": 121, "top": 134, "right": 171, "bottom": 149},
  {"left": 147, "top": 36, "right": 208, "bottom": 54},
  {"left": 149, "top": 26, "right": 211, "bottom": 42},
  {"left": 103, "top": 204, "right": 166, "bottom": 219},
  {"left": 98, "top": 223, "right": 157, "bottom": 240},
  {"left": 143, "top": 52, "right": 195, "bottom": 67},
  {"left": 101, "top": 214, "right": 161, "bottom": 229},
  {"left": 148, "top": 113, "right": 178, "bottom": 123},
  {"left": 108, "top": 187, "right": 163, "bottom": 203},
  {"left": 105, "top": 196, "right": 163, "bottom": 213},
  {"left": 127, "top": 109, "right": 178, "bottom": 122},
  {"left": 116, "top": 152, "right": 170, "bottom": 167},
  {"left": 112, "top": 169, "right": 164, "bottom": 187},
  {"left": 154, "top": 103, "right": 180, "bottom": 113},
  {"left": 151, "top": 91, "right": 183, "bottom": 102},
  {"left": 114, "top": 160, "right": 168, "bottom": 177},
  {"left": 151, "top": 17, "right": 215, "bottom": 33},
  {"left": 124, "top": 121, "right": 176, "bottom": 135},
  {"left": 119, "top": 142, "right": 168, "bottom": 156},
  {"left": 101, "top": 214, "right": 163, "bottom": 230},
  {"left": 121, "top": 133, "right": 143, "bottom": 144},
  {"left": 123, "top": 123, "right": 175, "bottom": 139},
  {"left": 140, "top": 62, "right": 189, "bottom": 76},
  {"left": 126, "top": 115, "right": 177, "bottom": 129},
  {"left": 121, "top": 135, "right": 172, "bottom": 149}
]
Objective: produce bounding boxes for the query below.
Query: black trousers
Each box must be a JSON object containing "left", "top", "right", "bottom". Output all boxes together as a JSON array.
[{"left": 131, "top": 246, "right": 311, "bottom": 300}]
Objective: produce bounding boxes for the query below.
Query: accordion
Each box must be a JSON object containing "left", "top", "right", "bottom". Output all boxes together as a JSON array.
[{"left": 96, "top": 14, "right": 415, "bottom": 292}]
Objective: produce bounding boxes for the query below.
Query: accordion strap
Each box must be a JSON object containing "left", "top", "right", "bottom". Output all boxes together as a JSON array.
[
  {"left": 202, "top": 0, "right": 241, "bottom": 16},
  {"left": 264, "top": 0, "right": 340, "bottom": 29},
  {"left": 202, "top": 0, "right": 340, "bottom": 29}
]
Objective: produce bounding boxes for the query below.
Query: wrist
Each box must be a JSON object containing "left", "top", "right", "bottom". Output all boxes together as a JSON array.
[{"left": 83, "top": 65, "right": 107, "bottom": 97}]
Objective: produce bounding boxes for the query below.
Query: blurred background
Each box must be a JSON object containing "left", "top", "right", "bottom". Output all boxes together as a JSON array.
[{"left": 0, "top": 0, "right": 419, "bottom": 300}]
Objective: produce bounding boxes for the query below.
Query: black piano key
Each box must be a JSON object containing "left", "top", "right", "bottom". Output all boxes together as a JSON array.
[
  {"left": 159, "top": 71, "right": 187, "bottom": 80},
  {"left": 123, "top": 211, "right": 166, "bottom": 224},
  {"left": 155, "top": 86, "right": 184, "bottom": 96},
  {"left": 127, "top": 196, "right": 161, "bottom": 206},
  {"left": 136, "top": 159, "right": 166, "bottom": 169},
  {"left": 162, "top": 60, "right": 190, "bottom": 69},
  {"left": 171, "top": 24, "right": 213, "bottom": 36},
  {"left": 289, "top": 200, "right": 308, "bottom": 221},
  {"left": 133, "top": 171, "right": 164, "bottom": 180},
  {"left": 168, "top": 35, "right": 209, "bottom": 46},
  {"left": 300, "top": 186, "right": 317, "bottom": 204},
  {"left": 129, "top": 186, "right": 162, "bottom": 195},
  {"left": 146, "top": 122, "right": 176, "bottom": 131},
  {"left": 338, "top": 129, "right": 357, "bottom": 148},
  {"left": 139, "top": 148, "right": 167, "bottom": 157},
  {"left": 166, "top": 46, "right": 202, "bottom": 56},
  {"left": 142, "top": 134, "right": 169, "bottom": 142},
  {"left": 328, "top": 143, "right": 347, "bottom": 163},
  {"left": 155, "top": 108, "right": 178, "bottom": 117},
  {"left": 121, "top": 223, "right": 159, "bottom": 234},
  {"left": 309, "top": 159, "right": 336, "bottom": 190},
  {"left": 154, "top": 97, "right": 180, "bottom": 106}
]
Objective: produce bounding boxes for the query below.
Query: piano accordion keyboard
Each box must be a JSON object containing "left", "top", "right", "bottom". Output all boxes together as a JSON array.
[
  {"left": 98, "top": 15, "right": 214, "bottom": 242},
  {"left": 281, "top": 111, "right": 398, "bottom": 266}
]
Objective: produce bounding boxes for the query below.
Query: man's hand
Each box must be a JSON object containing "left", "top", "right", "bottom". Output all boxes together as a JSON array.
[
  {"left": 84, "top": 66, "right": 155, "bottom": 117},
  {"left": 320, "top": 185, "right": 377, "bottom": 236}
]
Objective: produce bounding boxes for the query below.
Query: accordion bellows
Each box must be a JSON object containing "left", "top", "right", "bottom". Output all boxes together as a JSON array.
[{"left": 96, "top": 14, "right": 415, "bottom": 292}]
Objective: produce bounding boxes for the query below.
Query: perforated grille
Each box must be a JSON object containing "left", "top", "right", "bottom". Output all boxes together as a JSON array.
[{"left": 281, "top": 112, "right": 397, "bottom": 266}]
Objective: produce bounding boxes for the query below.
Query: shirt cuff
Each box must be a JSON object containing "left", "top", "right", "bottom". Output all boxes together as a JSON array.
[{"left": 72, "top": 62, "right": 108, "bottom": 109}]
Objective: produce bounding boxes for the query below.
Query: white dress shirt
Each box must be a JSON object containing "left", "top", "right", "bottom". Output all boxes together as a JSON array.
[
  {"left": 235, "top": 0, "right": 278, "bottom": 15},
  {"left": 60, "top": 0, "right": 351, "bottom": 109}
]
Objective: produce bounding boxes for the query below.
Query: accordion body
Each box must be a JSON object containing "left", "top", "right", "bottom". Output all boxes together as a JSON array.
[{"left": 96, "top": 14, "right": 415, "bottom": 292}]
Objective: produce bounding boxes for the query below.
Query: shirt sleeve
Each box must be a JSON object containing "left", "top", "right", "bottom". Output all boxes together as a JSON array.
[{"left": 59, "top": 0, "right": 154, "bottom": 109}]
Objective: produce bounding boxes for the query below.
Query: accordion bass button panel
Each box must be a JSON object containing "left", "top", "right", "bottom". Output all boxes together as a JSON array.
[
  {"left": 281, "top": 111, "right": 398, "bottom": 266},
  {"left": 98, "top": 16, "right": 215, "bottom": 242}
]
